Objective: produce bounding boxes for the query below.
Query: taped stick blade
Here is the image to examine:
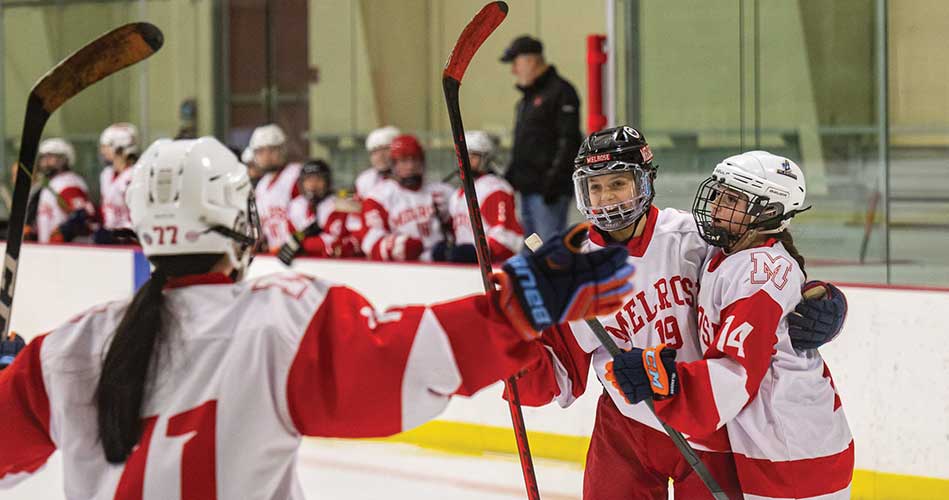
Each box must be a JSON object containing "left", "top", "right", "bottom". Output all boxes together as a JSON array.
[
  {"left": 33, "top": 22, "right": 163, "bottom": 114},
  {"left": 443, "top": 1, "right": 507, "bottom": 83}
]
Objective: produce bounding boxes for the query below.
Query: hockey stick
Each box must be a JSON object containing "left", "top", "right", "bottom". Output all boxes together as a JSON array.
[
  {"left": 858, "top": 189, "right": 880, "bottom": 263},
  {"left": 525, "top": 233, "right": 731, "bottom": 500},
  {"left": 442, "top": 3, "right": 542, "bottom": 500},
  {"left": 0, "top": 23, "right": 163, "bottom": 336}
]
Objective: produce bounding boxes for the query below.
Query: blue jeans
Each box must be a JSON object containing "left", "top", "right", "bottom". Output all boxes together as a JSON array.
[{"left": 520, "top": 193, "right": 570, "bottom": 242}]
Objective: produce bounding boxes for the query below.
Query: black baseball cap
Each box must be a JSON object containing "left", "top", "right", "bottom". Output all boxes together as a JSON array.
[{"left": 500, "top": 35, "right": 543, "bottom": 62}]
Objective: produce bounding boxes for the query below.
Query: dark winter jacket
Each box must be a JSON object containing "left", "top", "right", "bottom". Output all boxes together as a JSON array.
[{"left": 505, "top": 66, "right": 582, "bottom": 199}]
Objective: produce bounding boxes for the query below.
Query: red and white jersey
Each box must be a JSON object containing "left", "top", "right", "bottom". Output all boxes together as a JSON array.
[
  {"left": 99, "top": 167, "right": 134, "bottom": 230},
  {"left": 360, "top": 179, "right": 454, "bottom": 262},
  {"left": 0, "top": 272, "right": 541, "bottom": 499},
  {"left": 449, "top": 174, "right": 523, "bottom": 261},
  {"left": 515, "top": 206, "right": 733, "bottom": 452},
  {"left": 36, "top": 172, "right": 91, "bottom": 243},
  {"left": 654, "top": 241, "right": 853, "bottom": 499},
  {"left": 354, "top": 168, "right": 387, "bottom": 200},
  {"left": 255, "top": 163, "right": 302, "bottom": 249},
  {"left": 286, "top": 195, "right": 361, "bottom": 257}
]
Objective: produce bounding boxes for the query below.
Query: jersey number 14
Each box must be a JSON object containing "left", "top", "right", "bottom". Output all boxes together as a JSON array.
[{"left": 716, "top": 316, "right": 753, "bottom": 358}]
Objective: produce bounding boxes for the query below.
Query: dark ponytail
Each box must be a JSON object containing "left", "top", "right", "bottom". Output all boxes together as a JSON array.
[
  {"left": 95, "top": 254, "right": 222, "bottom": 463},
  {"left": 775, "top": 230, "right": 806, "bottom": 274}
]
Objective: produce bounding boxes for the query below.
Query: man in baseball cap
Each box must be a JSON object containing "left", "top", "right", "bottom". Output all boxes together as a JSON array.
[
  {"left": 499, "top": 35, "right": 544, "bottom": 63},
  {"left": 499, "top": 35, "right": 583, "bottom": 241}
]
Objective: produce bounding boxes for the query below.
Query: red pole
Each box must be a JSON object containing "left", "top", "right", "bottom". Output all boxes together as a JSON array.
[{"left": 586, "top": 34, "right": 608, "bottom": 134}]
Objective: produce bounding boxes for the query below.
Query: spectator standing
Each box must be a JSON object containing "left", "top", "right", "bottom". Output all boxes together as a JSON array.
[{"left": 500, "top": 35, "right": 582, "bottom": 241}]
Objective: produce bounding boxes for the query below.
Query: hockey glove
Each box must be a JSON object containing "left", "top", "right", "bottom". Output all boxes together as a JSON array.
[
  {"left": 56, "top": 209, "right": 90, "bottom": 242},
  {"left": 492, "top": 222, "right": 634, "bottom": 339},
  {"left": 788, "top": 281, "right": 847, "bottom": 350},
  {"left": 450, "top": 243, "right": 478, "bottom": 263},
  {"left": 278, "top": 222, "right": 323, "bottom": 265},
  {"left": 605, "top": 344, "right": 678, "bottom": 404},
  {"left": 0, "top": 332, "right": 26, "bottom": 370},
  {"left": 379, "top": 234, "right": 424, "bottom": 261},
  {"left": 431, "top": 240, "right": 451, "bottom": 262}
]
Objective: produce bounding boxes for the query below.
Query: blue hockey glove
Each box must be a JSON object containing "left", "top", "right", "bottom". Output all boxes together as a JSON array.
[
  {"left": 605, "top": 344, "right": 678, "bottom": 404},
  {"left": 788, "top": 281, "right": 848, "bottom": 350},
  {"left": 492, "top": 223, "right": 634, "bottom": 339},
  {"left": 0, "top": 333, "right": 26, "bottom": 370}
]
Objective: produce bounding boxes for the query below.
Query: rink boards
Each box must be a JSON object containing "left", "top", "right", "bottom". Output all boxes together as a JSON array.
[{"left": 6, "top": 242, "right": 948, "bottom": 499}]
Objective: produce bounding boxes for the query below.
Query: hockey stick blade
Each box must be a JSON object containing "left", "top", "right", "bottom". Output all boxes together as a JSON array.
[
  {"left": 443, "top": 1, "right": 507, "bottom": 84},
  {"left": 524, "top": 233, "right": 731, "bottom": 500},
  {"left": 0, "top": 22, "right": 163, "bottom": 337}
]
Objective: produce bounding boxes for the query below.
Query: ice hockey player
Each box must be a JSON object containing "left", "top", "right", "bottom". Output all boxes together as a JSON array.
[
  {"left": 250, "top": 124, "right": 302, "bottom": 249},
  {"left": 355, "top": 125, "right": 400, "bottom": 199},
  {"left": 98, "top": 122, "right": 140, "bottom": 238},
  {"left": 241, "top": 146, "right": 264, "bottom": 187},
  {"left": 98, "top": 122, "right": 137, "bottom": 169},
  {"left": 443, "top": 130, "right": 523, "bottom": 263},
  {"left": 607, "top": 151, "right": 854, "bottom": 499},
  {"left": 0, "top": 136, "right": 635, "bottom": 499},
  {"left": 277, "top": 159, "right": 361, "bottom": 262},
  {"left": 512, "top": 126, "right": 848, "bottom": 500},
  {"left": 31, "top": 138, "right": 95, "bottom": 243},
  {"left": 360, "top": 134, "right": 455, "bottom": 261}
]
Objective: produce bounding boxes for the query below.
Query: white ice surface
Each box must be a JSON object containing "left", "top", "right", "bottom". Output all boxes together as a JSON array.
[{"left": 0, "top": 438, "right": 584, "bottom": 500}]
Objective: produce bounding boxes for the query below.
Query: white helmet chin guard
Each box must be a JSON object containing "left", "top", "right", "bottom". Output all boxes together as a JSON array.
[
  {"left": 692, "top": 150, "right": 808, "bottom": 247},
  {"left": 126, "top": 137, "right": 261, "bottom": 279}
]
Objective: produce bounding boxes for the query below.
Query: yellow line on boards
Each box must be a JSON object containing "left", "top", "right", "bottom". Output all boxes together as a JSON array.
[{"left": 366, "top": 420, "right": 949, "bottom": 500}]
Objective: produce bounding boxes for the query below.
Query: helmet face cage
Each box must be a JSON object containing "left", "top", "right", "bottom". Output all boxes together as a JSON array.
[
  {"left": 692, "top": 177, "right": 780, "bottom": 247},
  {"left": 208, "top": 189, "right": 262, "bottom": 276},
  {"left": 574, "top": 161, "right": 655, "bottom": 232}
]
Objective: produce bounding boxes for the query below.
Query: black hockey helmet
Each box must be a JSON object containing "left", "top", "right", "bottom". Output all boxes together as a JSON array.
[
  {"left": 573, "top": 126, "right": 658, "bottom": 232},
  {"left": 300, "top": 159, "right": 332, "bottom": 201}
]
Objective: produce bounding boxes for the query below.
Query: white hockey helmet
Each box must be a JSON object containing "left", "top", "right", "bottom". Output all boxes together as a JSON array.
[
  {"left": 126, "top": 137, "right": 260, "bottom": 278},
  {"left": 692, "top": 150, "right": 808, "bottom": 247},
  {"left": 248, "top": 124, "right": 287, "bottom": 152},
  {"left": 38, "top": 138, "right": 76, "bottom": 167},
  {"left": 465, "top": 130, "right": 495, "bottom": 157},
  {"left": 365, "top": 126, "right": 401, "bottom": 152},
  {"left": 99, "top": 122, "right": 140, "bottom": 155}
]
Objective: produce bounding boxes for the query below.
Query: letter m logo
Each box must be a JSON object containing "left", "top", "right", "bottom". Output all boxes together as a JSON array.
[{"left": 749, "top": 252, "right": 792, "bottom": 290}]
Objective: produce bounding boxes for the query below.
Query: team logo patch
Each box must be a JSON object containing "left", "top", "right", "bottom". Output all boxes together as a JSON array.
[
  {"left": 586, "top": 153, "right": 612, "bottom": 164},
  {"left": 185, "top": 231, "right": 201, "bottom": 242},
  {"left": 142, "top": 233, "right": 153, "bottom": 245},
  {"left": 777, "top": 159, "right": 798, "bottom": 179},
  {"left": 533, "top": 96, "right": 543, "bottom": 107},
  {"left": 640, "top": 145, "right": 653, "bottom": 163}
]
